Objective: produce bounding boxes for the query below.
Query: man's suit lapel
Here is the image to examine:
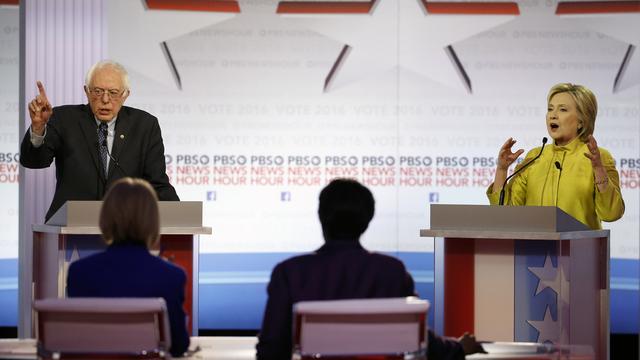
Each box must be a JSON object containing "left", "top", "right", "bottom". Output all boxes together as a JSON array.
[
  {"left": 78, "top": 105, "right": 104, "bottom": 180},
  {"left": 108, "top": 108, "right": 131, "bottom": 179}
]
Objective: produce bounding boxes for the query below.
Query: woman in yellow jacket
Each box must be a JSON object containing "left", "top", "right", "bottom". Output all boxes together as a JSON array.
[{"left": 487, "top": 83, "right": 624, "bottom": 230}]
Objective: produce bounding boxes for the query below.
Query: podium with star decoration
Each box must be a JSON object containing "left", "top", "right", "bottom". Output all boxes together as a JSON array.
[
  {"left": 21, "top": 201, "right": 211, "bottom": 338},
  {"left": 421, "top": 204, "right": 609, "bottom": 360}
]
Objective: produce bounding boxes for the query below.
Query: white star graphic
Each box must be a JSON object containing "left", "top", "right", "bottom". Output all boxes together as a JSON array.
[
  {"left": 455, "top": 1, "right": 633, "bottom": 95},
  {"left": 528, "top": 253, "right": 560, "bottom": 296},
  {"left": 527, "top": 305, "right": 560, "bottom": 344},
  {"left": 556, "top": 10, "right": 640, "bottom": 92},
  {"left": 280, "top": 0, "right": 517, "bottom": 92},
  {"left": 107, "top": 0, "right": 237, "bottom": 89}
]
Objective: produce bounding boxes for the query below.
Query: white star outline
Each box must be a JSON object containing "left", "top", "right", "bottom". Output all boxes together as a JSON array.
[
  {"left": 279, "top": 0, "right": 518, "bottom": 93},
  {"left": 107, "top": 0, "right": 237, "bottom": 89}
]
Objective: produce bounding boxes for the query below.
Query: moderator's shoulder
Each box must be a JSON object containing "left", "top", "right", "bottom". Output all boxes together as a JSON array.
[
  {"left": 67, "top": 251, "right": 103, "bottom": 271},
  {"left": 153, "top": 255, "right": 187, "bottom": 279},
  {"left": 369, "top": 251, "right": 406, "bottom": 267},
  {"left": 278, "top": 253, "right": 309, "bottom": 266},
  {"left": 273, "top": 253, "right": 317, "bottom": 273}
]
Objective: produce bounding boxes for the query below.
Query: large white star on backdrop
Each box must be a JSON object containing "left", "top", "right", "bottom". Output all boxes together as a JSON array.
[
  {"left": 107, "top": 0, "right": 237, "bottom": 89},
  {"left": 555, "top": 3, "right": 640, "bottom": 92},
  {"left": 279, "top": 0, "right": 517, "bottom": 93}
]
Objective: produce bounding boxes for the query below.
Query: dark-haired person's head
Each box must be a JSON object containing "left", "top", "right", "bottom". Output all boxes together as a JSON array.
[
  {"left": 318, "top": 178, "right": 375, "bottom": 241},
  {"left": 99, "top": 177, "right": 160, "bottom": 248}
]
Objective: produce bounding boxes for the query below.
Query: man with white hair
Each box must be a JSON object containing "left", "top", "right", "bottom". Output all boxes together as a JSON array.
[{"left": 21, "top": 60, "right": 178, "bottom": 221}]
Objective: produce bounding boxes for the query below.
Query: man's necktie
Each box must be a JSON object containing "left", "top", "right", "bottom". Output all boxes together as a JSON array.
[{"left": 98, "top": 122, "right": 108, "bottom": 176}]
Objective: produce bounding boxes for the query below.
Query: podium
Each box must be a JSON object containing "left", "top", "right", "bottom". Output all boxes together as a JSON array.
[
  {"left": 421, "top": 204, "right": 609, "bottom": 360},
  {"left": 22, "top": 201, "right": 211, "bottom": 337}
]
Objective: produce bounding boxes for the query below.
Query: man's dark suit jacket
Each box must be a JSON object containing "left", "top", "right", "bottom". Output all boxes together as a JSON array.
[
  {"left": 256, "top": 241, "right": 465, "bottom": 360},
  {"left": 20, "top": 104, "right": 179, "bottom": 221},
  {"left": 67, "top": 243, "right": 190, "bottom": 357}
]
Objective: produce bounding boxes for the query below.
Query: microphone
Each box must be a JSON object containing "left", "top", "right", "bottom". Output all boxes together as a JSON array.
[
  {"left": 554, "top": 161, "right": 562, "bottom": 171},
  {"left": 499, "top": 137, "right": 548, "bottom": 206},
  {"left": 100, "top": 128, "right": 128, "bottom": 177}
]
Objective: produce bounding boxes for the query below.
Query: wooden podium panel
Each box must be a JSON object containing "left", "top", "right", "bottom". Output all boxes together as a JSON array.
[
  {"left": 421, "top": 204, "right": 610, "bottom": 360},
  {"left": 25, "top": 201, "right": 211, "bottom": 337}
]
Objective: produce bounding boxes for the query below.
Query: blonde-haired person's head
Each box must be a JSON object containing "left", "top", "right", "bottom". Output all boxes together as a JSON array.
[
  {"left": 99, "top": 177, "right": 159, "bottom": 248},
  {"left": 547, "top": 83, "right": 597, "bottom": 142}
]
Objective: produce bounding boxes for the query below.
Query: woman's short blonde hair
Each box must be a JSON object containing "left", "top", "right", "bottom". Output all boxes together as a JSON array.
[
  {"left": 547, "top": 83, "right": 598, "bottom": 142},
  {"left": 99, "top": 178, "right": 160, "bottom": 248}
]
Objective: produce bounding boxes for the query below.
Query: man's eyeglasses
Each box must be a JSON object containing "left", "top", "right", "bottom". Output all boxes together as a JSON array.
[{"left": 88, "top": 87, "right": 126, "bottom": 100}]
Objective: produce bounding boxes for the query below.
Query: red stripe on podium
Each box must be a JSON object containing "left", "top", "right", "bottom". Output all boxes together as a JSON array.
[
  {"left": 444, "top": 238, "right": 475, "bottom": 337},
  {"left": 160, "top": 235, "right": 194, "bottom": 335}
]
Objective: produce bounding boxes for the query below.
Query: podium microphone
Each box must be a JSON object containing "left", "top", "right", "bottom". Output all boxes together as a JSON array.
[
  {"left": 554, "top": 161, "right": 562, "bottom": 171},
  {"left": 498, "top": 137, "right": 548, "bottom": 206},
  {"left": 100, "top": 131, "right": 127, "bottom": 177}
]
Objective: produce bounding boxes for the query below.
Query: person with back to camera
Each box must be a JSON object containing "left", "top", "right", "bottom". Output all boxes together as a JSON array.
[
  {"left": 66, "top": 177, "right": 189, "bottom": 357},
  {"left": 487, "top": 83, "right": 624, "bottom": 229},
  {"left": 256, "top": 178, "right": 483, "bottom": 360},
  {"left": 20, "top": 59, "right": 178, "bottom": 222}
]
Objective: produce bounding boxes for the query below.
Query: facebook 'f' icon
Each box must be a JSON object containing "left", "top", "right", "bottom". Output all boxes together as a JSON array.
[
  {"left": 207, "top": 191, "right": 217, "bottom": 201},
  {"left": 281, "top": 191, "right": 291, "bottom": 202},
  {"left": 429, "top": 192, "right": 439, "bottom": 203}
]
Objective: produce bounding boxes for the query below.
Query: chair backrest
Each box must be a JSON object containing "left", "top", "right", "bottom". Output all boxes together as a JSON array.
[
  {"left": 293, "top": 297, "right": 429, "bottom": 357},
  {"left": 33, "top": 297, "right": 171, "bottom": 359}
]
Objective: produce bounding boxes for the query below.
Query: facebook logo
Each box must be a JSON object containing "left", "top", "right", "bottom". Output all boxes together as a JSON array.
[
  {"left": 206, "top": 191, "right": 217, "bottom": 201},
  {"left": 429, "top": 192, "right": 439, "bottom": 203},
  {"left": 281, "top": 191, "right": 291, "bottom": 202}
]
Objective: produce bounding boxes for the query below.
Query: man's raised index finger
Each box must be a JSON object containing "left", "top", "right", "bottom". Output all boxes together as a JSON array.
[{"left": 36, "top": 81, "right": 48, "bottom": 99}]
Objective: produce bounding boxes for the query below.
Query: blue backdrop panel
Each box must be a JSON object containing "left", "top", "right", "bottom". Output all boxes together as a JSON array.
[{"left": 197, "top": 252, "right": 435, "bottom": 330}]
